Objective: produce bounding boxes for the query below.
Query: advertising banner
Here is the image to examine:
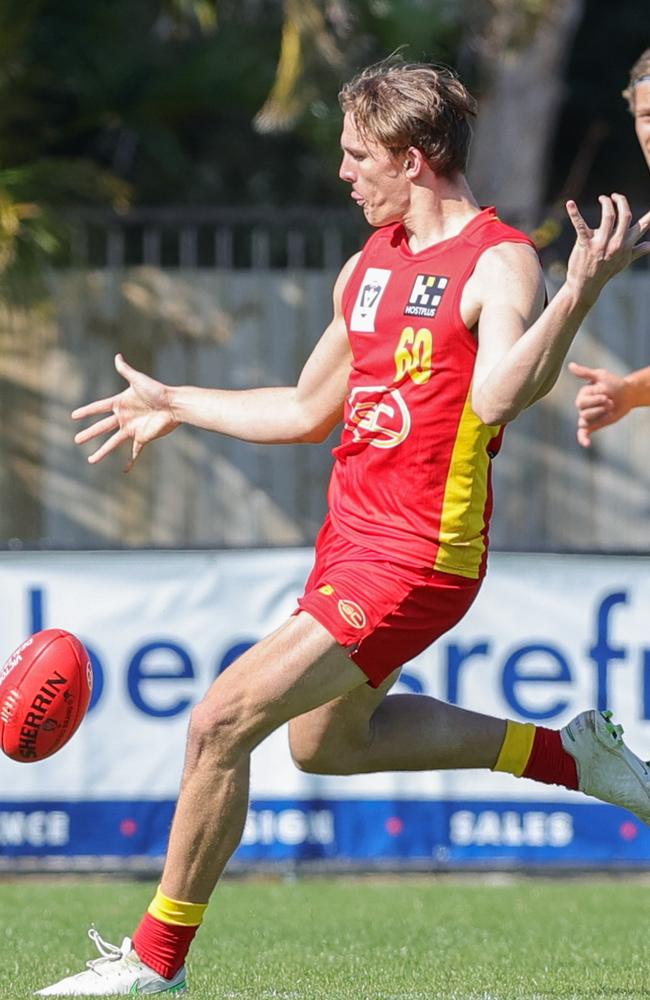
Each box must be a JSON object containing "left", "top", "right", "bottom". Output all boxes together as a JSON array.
[{"left": 1, "top": 549, "right": 649, "bottom": 867}]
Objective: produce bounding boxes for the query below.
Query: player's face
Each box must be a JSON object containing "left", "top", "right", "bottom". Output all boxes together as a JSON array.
[
  {"left": 634, "top": 80, "right": 650, "bottom": 171},
  {"left": 338, "top": 113, "right": 409, "bottom": 227}
]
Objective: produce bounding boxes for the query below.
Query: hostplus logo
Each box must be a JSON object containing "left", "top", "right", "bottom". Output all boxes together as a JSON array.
[{"left": 404, "top": 274, "right": 449, "bottom": 318}]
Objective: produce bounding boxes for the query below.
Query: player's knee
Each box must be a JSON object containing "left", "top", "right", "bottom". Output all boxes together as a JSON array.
[
  {"left": 290, "top": 740, "right": 331, "bottom": 774},
  {"left": 187, "top": 692, "right": 255, "bottom": 764},
  {"left": 188, "top": 702, "right": 233, "bottom": 757},
  {"left": 291, "top": 744, "right": 348, "bottom": 774},
  {"left": 289, "top": 723, "right": 358, "bottom": 775}
]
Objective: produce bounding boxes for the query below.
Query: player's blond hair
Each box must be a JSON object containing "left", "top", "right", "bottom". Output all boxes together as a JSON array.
[
  {"left": 338, "top": 59, "right": 477, "bottom": 177},
  {"left": 623, "top": 48, "right": 650, "bottom": 112}
]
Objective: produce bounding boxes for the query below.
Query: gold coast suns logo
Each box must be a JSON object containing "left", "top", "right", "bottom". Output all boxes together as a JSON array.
[
  {"left": 347, "top": 385, "right": 411, "bottom": 449},
  {"left": 337, "top": 599, "right": 367, "bottom": 629}
]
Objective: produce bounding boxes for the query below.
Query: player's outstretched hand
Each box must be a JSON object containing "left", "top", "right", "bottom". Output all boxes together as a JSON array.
[
  {"left": 72, "top": 354, "right": 179, "bottom": 471},
  {"left": 565, "top": 195, "right": 650, "bottom": 302},
  {"left": 568, "top": 362, "right": 632, "bottom": 448}
]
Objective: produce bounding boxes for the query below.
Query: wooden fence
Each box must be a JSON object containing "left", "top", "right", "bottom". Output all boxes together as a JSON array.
[{"left": 1, "top": 266, "right": 649, "bottom": 552}]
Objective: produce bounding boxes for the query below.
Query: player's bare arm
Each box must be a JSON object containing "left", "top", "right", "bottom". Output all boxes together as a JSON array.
[
  {"left": 168, "top": 252, "right": 358, "bottom": 443},
  {"left": 73, "top": 253, "right": 359, "bottom": 470},
  {"left": 568, "top": 361, "right": 650, "bottom": 447},
  {"left": 468, "top": 241, "right": 546, "bottom": 423},
  {"left": 471, "top": 195, "right": 650, "bottom": 425}
]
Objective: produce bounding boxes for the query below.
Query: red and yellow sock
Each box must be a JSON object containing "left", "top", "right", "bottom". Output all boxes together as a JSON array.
[
  {"left": 492, "top": 720, "right": 578, "bottom": 789},
  {"left": 132, "top": 886, "right": 208, "bottom": 980}
]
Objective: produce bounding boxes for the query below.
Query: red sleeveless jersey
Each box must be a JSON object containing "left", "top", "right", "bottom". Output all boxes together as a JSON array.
[{"left": 327, "top": 206, "right": 535, "bottom": 580}]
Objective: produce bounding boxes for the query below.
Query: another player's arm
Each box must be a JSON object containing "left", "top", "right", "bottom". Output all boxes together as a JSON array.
[
  {"left": 568, "top": 362, "right": 650, "bottom": 446},
  {"left": 73, "top": 253, "right": 359, "bottom": 468},
  {"left": 621, "top": 365, "right": 650, "bottom": 405},
  {"left": 471, "top": 195, "right": 650, "bottom": 425}
]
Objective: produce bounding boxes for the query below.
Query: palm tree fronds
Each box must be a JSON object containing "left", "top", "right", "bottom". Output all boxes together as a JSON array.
[{"left": 254, "top": 0, "right": 345, "bottom": 134}]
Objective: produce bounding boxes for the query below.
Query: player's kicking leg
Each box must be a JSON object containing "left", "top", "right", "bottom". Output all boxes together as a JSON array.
[
  {"left": 289, "top": 546, "right": 650, "bottom": 824},
  {"left": 35, "top": 612, "right": 371, "bottom": 996},
  {"left": 290, "top": 691, "right": 650, "bottom": 824}
]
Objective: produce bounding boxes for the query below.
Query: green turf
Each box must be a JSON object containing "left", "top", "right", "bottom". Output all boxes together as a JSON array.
[{"left": 1, "top": 874, "right": 649, "bottom": 998}]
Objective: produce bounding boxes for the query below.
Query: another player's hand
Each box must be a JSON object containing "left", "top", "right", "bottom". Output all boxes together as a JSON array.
[
  {"left": 568, "top": 361, "right": 632, "bottom": 448},
  {"left": 72, "top": 354, "right": 180, "bottom": 471},
  {"left": 565, "top": 195, "right": 650, "bottom": 303}
]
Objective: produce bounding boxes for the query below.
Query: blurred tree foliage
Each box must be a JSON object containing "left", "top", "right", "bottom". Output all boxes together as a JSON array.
[
  {"left": 0, "top": 0, "right": 646, "bottom": 283},
  {"left": 0, "top": 0, "right": 462, "bottom": 214},
  {"left": 548, "top": 0, "right": 649, "bottom": 208}
]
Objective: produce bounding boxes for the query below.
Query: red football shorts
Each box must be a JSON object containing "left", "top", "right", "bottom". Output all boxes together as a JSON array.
[{"left": 295, "top": 516, "right": 482, "bottom": 688}]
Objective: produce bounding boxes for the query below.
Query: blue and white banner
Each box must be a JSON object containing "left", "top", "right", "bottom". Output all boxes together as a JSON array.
[{"left": 0, "top": 549, "right": 649, "bottom": 866}]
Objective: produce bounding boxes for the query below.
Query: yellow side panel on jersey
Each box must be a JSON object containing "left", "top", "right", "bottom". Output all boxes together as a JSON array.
[{"left": 434, "top": 389, "right": 501, "bottom": 579}]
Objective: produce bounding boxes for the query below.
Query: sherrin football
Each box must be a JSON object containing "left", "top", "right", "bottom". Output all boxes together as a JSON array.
[{"left": 0, "top": 628, "right": 92, "bottom": 762}]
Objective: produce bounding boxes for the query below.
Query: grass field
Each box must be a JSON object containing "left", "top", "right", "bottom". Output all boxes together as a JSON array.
[{"left": 1, "top": 874, "right": 649, "bottom": 999}]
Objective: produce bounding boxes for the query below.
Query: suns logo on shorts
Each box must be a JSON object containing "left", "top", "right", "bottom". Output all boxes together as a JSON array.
[
  {"left": 347, "top": 386, "right": 411, "bottom": 449},
  {"left": 337, "top": 599, "right": 367, "bottom": 629}
]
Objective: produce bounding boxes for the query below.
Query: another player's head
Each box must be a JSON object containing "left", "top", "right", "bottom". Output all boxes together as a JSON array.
[
  {"left": 622, "top": 48, "right": 650, "bottom": 170},
  {"left": 337, "top": 59, "right": 477, "bottom": 227}
]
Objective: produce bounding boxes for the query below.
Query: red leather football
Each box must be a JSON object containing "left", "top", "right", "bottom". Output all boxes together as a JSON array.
[{"left": 0, "top": 628, "right": 93, "bottom": 762}]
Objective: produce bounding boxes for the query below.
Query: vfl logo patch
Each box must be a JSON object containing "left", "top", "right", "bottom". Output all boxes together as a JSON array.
[
  {"left": 404, "top": 274, "right": 449, "bottom": 319},
  {"left": 338, "top": 599, "right": 367, "bottom": 630},
  {"left": 318, "top": 584, "right": 335, "bottom": 596},
  {"left": 348, "top": 386, "right": 411, "bottom": 449},
  {"left": 350, "top": 268, "right": 391, "bottom": 332}
]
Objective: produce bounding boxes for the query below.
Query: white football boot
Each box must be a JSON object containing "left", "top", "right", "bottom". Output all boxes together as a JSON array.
[
  {"left": 35, "top": 927, "right": 187, "bottom": 996},
  {"left": 561, "top": 709, "right": 650, "bottom": 824}
]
